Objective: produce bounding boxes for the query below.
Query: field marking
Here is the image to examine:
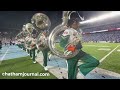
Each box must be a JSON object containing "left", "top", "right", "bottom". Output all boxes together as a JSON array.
[
  {"left": 84, "top": 45, "right": 110, "bottom": 47},
  {"left": 100, "top": 45, "right": 120, "bottom": 63},
  {"left": 117, "top": 49, "right": 120, "bottom": 52},
  {"left": 0, "top": 47, "right": 10, "bottom": 64},
  {"left": 98, "top": 48, "right": 111, "bottom": 51}
]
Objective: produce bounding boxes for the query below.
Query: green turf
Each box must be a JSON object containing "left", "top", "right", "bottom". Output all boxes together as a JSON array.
[
  {"left": 98, "top": 45, "right": 120, "bottom": 73},
  {"left": 0, "top": 56, "right": 57, "bottom": 79},
  {"left": 82, "top": 43, "right": 119, "bottom": 60},
  {"left": 82, "top": 43, "right": 120, "bottom": 74},
  {"left": 1, "top": 42, "right": 120, "bottom": 78},
  {"left": 55, "top": 43, "right": 64, "bottom": 53},
  {"left": 56, "top": 42, "right": 120, "bottom": 74}
]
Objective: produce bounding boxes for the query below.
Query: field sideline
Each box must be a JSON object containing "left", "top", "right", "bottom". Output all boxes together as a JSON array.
[
  {"left": 0, "top": 42, "right": 120, "bottom": 79},
  {"left": 0, "top": 45, "right": 57, "bottom": 79},
  {"left": 0, "top": 56, "right": 57, "bottom": 79}
]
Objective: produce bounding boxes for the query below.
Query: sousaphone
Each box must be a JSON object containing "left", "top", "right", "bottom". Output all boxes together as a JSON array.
[
  {"left": 24, "top": 23, "right": 35, "bottom": 50},
  {"left": 48, "top": 11, "right": 82, "bottom": 59},
  {"left": 31, "top": 13, "right": 51, "bottom": 51}
]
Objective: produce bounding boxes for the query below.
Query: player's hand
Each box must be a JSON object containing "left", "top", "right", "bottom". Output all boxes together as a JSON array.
[{"left": 67, "top": 44, "right": 76, "bottom": 52}]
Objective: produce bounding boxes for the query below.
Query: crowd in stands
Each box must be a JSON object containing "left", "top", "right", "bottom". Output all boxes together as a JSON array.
[
  {"left": 82, "top": 30, "right": 120, "bottom": 43},
  {"left": 82, "top": 22, "right": 120, "bottom": 32},
  {"left": 82, "top": 22, "right": 120, "bottom": 43}
]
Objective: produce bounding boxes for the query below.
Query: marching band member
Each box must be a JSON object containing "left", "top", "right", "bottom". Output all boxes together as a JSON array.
[
  {"left": 60, "top": 18, "right": 100, "bottom": 79},
  {"left": 36, "top": 30, "right": 50, "bottom": 71},
  {"left": 31, "top": 30, "right": 37, "bottom": 63},
  {"left": 41, "top": 31, "right": 50, "bottom": 71}
]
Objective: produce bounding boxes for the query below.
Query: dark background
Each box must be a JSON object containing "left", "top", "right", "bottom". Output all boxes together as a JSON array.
[
  {"left": 0, "top": 11, "right": 112, "bottom": 39},
  {"left": 0, "top": 11, "right": 110, "bottom": 31}
]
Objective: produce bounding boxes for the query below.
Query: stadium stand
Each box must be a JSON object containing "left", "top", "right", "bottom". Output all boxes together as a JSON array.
[{"left": 82, "top": 22, "right": 120, "bottom": 43}]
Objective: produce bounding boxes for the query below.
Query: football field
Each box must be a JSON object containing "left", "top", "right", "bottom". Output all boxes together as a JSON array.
[
  {"left": 0, "top": 42, "right": 120, "bottom": 79},
  {"left": 82, "top": 43, "right": 120, "bottom": 74},
  {"left": 0, "top": 45, "right": 57, "bottom": 79}
]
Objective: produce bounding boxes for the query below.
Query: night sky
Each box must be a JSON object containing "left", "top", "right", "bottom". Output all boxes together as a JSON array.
[
  {"left": 0, "top": 11, "right": 111, "bottom": 33},
  {"left": 0, "top": 11, "right": 62, "bottom": 32}
]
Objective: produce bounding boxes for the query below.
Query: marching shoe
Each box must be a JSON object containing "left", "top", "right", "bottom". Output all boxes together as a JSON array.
[
  {"left": 44, "top": 66, "right": 48, "bottom": 71},
  {"left": 33, "top": 61, "right": 37, "bottom": 64}
]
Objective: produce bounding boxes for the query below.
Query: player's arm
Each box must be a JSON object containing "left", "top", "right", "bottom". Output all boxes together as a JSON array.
[
  {"left": 75, "top": 31, "right": 83, "bottom": 50},
  {"left": 59, "top": 30, "right": 70, "bottom": 48}
]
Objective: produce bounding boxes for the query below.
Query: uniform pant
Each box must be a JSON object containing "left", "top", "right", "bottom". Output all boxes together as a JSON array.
[
  {"left": 30, "top": 47, "right": 37, "bottom": 61},
  {"left": 67, "top": 50, "right": 100, "bottom": 79},
  {"left": 32, "top": 48, "right": 36, "bottom": 61},
  {"left": 0, "top": 45, "right": 2, "bottom": 50},
  {"left": 27, "top": 49, "right": 30, "bottom": 54},
  {"left": 29, "top": 50, "right": 32, "bottom": 58},
  {"left": 22, "top": 45, "right": 26, "bottom": 51},
  {"left": 42, "top": 48, "right": 50, "bottom": 67}
]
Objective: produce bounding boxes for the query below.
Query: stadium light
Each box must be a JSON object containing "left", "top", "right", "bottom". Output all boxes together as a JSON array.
[{"left": 80, "top": 11, "right": 120, "bottom": 24}]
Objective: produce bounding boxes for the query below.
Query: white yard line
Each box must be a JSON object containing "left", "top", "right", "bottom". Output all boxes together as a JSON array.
[
  {"left": 84, "top": 45, "right": 110, "bottom": 47},
  {"left": 98, "top": 48, "right": 111, "bottom": 51},
  {"left": 0, "top": 47, "right": 10, "bottom": 64},
  {"left": 100, "top": 45, "right": 120, "bottom": 63}
]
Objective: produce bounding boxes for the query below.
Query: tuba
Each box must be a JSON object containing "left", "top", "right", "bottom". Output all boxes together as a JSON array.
[
  {"left": 48, "top": 11, "right": 80, "bottom": 59},
  {"left": 25, "top": 23, "right": 34, "bottom": 34},
  {"left": 16, "top": 30, "right": 26, "bottom": 47},
  {"left": 31, "top": 13, "right": 51, "bottom": 51},
  {"left": 31, "top": 13, "right": 51, "bottom": 31},
  {"left": 24, "top": 23, "right": 36, "bottom": 50}
]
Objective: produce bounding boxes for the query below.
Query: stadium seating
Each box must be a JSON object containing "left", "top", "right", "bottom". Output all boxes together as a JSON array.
[{"left": 82, "top": 23, "right": 120, "bottom": 43}]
